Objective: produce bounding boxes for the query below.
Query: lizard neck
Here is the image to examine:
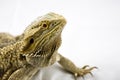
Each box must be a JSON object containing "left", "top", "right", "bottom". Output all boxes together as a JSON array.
[
  {"left": 0, "top": 41, "right": 23, "bottom": 53},
  {"left": 48, "top": 35, "right": 62, "bottom": 65}
]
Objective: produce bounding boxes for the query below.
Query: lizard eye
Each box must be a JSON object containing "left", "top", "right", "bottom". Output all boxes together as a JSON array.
[
  {"left": 40, "top": 21, "right": 49, "bottom": 29},
  {"left": 30, "top": 38, "right": 34, "bottom": 44}
]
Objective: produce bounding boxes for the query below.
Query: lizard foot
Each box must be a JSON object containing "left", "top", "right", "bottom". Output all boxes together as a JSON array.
[{"left": 74, "top": 65, "right": 97, "bottom": 80}]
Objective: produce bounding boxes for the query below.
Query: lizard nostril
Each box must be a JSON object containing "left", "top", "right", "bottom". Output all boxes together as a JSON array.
[{"left": 43, "top": 24, "right": 47, "bottom": 28}]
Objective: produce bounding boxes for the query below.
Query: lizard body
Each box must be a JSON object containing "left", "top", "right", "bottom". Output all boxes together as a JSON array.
[
  {"left": 0, "top": 33, "right": 16, "bottom": 48},
  {"left": 0, "top": 12, "right": 96, "bottom": 80}
]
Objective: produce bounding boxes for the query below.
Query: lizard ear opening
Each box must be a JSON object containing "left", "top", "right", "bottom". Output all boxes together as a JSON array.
[
  {"left": 20, "top": 38, "right": 34, "bottom": 52},
  {"left": 29, "top": 38, "right": 34, "bottom": 44}
]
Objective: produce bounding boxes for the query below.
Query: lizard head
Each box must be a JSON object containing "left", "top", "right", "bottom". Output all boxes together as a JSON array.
[{"left": 20, "top": 12, "right": 66, "bottom": 67}]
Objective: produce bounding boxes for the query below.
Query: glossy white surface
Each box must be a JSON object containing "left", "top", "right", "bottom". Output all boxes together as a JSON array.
[{"left": 0, "top": 0, "right": 120, "bottom": 80}]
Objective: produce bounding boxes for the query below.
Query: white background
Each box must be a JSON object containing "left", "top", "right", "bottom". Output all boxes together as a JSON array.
[{"left": 0, "top": 0, "right": 120, "bottom": 80}]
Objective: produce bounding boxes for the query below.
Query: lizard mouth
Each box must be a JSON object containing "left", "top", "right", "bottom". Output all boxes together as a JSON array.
[
  {"left": 24, "top": 49, "right": 51, "bottom": 58},
  {"left": 37, "top": 49, "right": 52, "bottom": 58}
]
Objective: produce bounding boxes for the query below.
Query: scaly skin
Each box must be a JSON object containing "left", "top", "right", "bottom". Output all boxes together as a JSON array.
[
  {"left": 0, "top": 12, "right": 96, "bottom": 80},
  {"left": 0, "top": 33, "right": 16, "bottom": 48}
]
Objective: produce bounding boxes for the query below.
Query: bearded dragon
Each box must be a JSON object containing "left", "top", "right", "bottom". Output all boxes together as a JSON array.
[{"left": 0, "top": 12, "right": 96, "bottom": 80}]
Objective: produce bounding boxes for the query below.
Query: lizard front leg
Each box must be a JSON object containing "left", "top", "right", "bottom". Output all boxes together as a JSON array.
[
  {"left": 8, "top": 65, "right": 38, "bottom": 80},
  {"left": 57, "top": 54, "right": 97, "bottom": 79}
]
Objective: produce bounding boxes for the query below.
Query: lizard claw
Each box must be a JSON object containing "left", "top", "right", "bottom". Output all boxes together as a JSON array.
[
  {"left": 74, "top": 66, "right": 96, "bottom": 80},
  {"left": 76, "top": 66, "right": 97, "bottom": 78},
  {"left": 88, "top": 66, "right": 98, "bottom": 71},
  {"left": 82, "top": 65, "right": 89, "bottom": 69}
]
